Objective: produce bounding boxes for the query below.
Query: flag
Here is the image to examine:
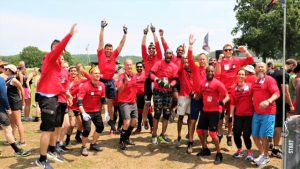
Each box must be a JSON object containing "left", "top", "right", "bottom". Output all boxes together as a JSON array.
[
  {"left": 266, "top": 0, "right": 278, "bottom": 12},
  {"left": 202, "top": 32, "right": 210, "bottom": 53}
]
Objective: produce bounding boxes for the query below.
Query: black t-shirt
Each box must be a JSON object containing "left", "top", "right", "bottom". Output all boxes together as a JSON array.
[{"left": 270, "top": 68, "right": 290, "bottom": 103}]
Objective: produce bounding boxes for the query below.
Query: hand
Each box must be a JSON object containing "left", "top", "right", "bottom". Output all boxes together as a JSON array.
[
  {"left": 104, "top": 111, "right": 110, "bottom": 123},
  {"left": 123, "top": 25, "right": 128, "bottom": 34},
  {"left": 219, "top": 100, "right": 224, "bottom": 106},
  {"left": 259, "top": 100, "right": 270, "bottom": 109},
  {"left": 70, "top": 24, "right": 78, "bottom": 35},
  {"left": 237, "top": 46, "right": 247, "bottom": 53},
  {"left": 194, "top": 94, "right": 201, "bottom": 100},
  {"left": 183, "top": 43, "right": 186, "bottom": 53},
  {"left": 189, "top": 34, "right": 196, "bottom": 45},
  {"left": 6, "top": 109, "right": 12, "bottom": 115},
  {"left": 164, "top": 83, "right": 171, "bottom": 89},
  {"left": 101, "top": 19, "right": 108, "bottom": 28},
  {"left": 156, "top": 78, "right": 164, "bottom": 86},
  {"left": 150, "top": 23, "right": 155, "bottom": 33},
  {"left": 159, "top": 29, "right": 164, "bottom": 37},
  {"left": 143, "top": 25, "right": 149, "bottom": 35},
  {"left": 82, "top": 112, "right": 91, "bottom": 121},
  {"left": 67, "top": 97, "right": 73, "bottom": 106},
  {"left": 290, "top": 105, "right": 295, "bottom": 113}
]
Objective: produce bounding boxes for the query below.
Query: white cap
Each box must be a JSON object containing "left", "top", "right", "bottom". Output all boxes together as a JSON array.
[
  {"left": 4, "top": 64, "right": 17, "bottom": 73},
  {"left": 244, "top": 65, "right": 255, "bottom": 73}
]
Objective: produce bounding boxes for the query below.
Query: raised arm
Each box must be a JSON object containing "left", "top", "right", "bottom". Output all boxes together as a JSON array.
[
  {"left": 98, "top": 20, "right": 108, "bottom": 51},
  {"left": 151, "top": 24, "right": 162, "bottom": 59},
  {"left": 159, "top": 29, "right": 169, "bottom": 51},
  {"left": 141, "top": 25, "right": 149, "bottom": 59},
  {"left": 188, "top": 34, "right": 197, "bottom": 70},
  {"left": 116, "top": 25, "right": 127, "bottom": 53}
]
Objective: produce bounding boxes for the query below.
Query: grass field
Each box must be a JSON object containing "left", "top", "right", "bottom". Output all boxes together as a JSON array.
[{"left": 0, "top": 112, "right": 281, "bottom": 169}]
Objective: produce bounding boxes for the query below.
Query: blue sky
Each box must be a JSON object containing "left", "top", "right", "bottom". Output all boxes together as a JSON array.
[{"left": 0, "top": 0, "right": 238, "bottom": 56}]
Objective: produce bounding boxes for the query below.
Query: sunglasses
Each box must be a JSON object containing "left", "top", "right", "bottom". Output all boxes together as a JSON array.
[
  {"left": 148, "top": 48, "right": 156, "bottom": 50},
  {"left": 224, "top": 49, "right": 232, "bottom": 52},
  {"left": 136, "top": 66, "right": 143, "bottom": 68}
]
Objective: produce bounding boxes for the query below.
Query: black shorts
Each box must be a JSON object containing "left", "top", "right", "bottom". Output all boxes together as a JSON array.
[
  {"left": 136, "top": 95, "right": 145, "bottom": 110},
  {"left": 197, "top": 111, "right": 220, "bottom": 132},
  {"left": 9, "top": 100, "right": 22, "bottom": 111},
  {"left": 144, "top": 77, "right": 153, "bottom": 101},
  {"left": 39, "top": 95, "right": 59, "bottom": 132},
  {"left": 35, "top": 93, "right": 40, "bottom": 102},
  {"left": 275, "top": 102, "right": 288, "bottom": 128},
  {"left": 55, "top": 103, "right": 68, "bottom": 127},
  {"left": 119, "top": 103, "right": 138, "bottom": 120},
  {"left": 82, "top": 112, "right": 104, "bottom": 136},
  {"left": 190, "top": 98, "right": 203, "bottom": 120},
  {"left": 100, "top": 79, "right": 116, "bottom": 99},
  {"left": 0, "top": 112, "right": 10, "bottom": 126}
]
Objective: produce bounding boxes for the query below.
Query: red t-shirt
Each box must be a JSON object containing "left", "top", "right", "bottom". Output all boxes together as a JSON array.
[
  {"left": 219, "top": 57, "right": 254, "bottom": 91},
  {"left": 78, "top": 80, "right": 106, "bottom": 113},
  {"left": 68, "top": 78, "right": 89, "bottom": 111},
  {"left": 142, "top": 42, "right": 162, "bottom": 77},
  {"left": 178, "top": 65, "right": 193, "bottom": 96},
  {"left": 199, "top": 78, "right": 228, "bottom": 113},
  {"left": 97, "top": 49, "right": 120, "bottom": 80},
  {"left": 245, "top": 74, "right": 257, "bottom": 84},
  {"left": 117, "top": 73, "right": 137, "bottom": 103},
  {"left": 58, "top": 69, "right": 70, "bottom": 103},
  {"left": 230, "top": 83, "right": 254, "bottom": 116},
  {"left": 252, "top": 75, "right": 280, "bottom": 115},
  {"left": 188, "top": 50, "right": 206, "bottom": 93},
  {"left": 37, "top": 33, "right": 72, "bottom": 95},
  {"left": 136, "top": 71, "right": 145, "bottom": 95},
  {"left": 150, "top": 60, "right": 178, "bottom": 92}
]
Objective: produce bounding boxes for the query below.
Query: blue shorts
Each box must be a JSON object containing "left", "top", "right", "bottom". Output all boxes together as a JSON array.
[
  {"left": 100, "top": 79, "right": 116, "bottom": 99},
  {"left": 190, "top": 98, "right": 203, "bottom": 120},
  {"left": 252, "top": 112, "right": 275, "bottom": 137}
]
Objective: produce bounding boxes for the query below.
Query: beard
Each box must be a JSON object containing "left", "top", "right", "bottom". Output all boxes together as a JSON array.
[{"left": 256, "top": 72, "right": 265, "bottom": 79}]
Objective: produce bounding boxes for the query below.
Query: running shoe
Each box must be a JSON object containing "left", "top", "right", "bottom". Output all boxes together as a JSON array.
[
  {"left": 255, "top": 155, "right": 270, "bottom": 167},
  {"left": 158, "top": 134, "right": 172, "bottom": 144},
  {"left": 152, "top": 136, "right": 158, "bottom": 145},
  {"left": 271, "top": 148, "right": 282, "bottom": 159},
  {"left": 35, "top": 159, "right": 53, "bottom": 169},
  {"left": 196, "top": 148, "right": 211, "bottom": 156},
  {"left": 245, "top": 151, "right": 254, "bottom": 161},
  {"left": 15, "top": 149, "right": 31, "bottom": 157},
  {"left": 186, "top": 141, "right": 193, "bottom": 154},
  {"left": 175, "top": 137, "right": 182, "bottom": 148},
  {"left": 90, "top": 143, "right": 103, "bottom": 151},
  {"left": 233, "top": 149, "right": 244, "bottom": 158},
  {"left": 81, "top": 146, "right": 88, "bottom": 156},
  {"left": 214, "top": 152, "right": 223, "bottom": 165},
  {"left": 47, "top": 151, "right": 64, "bottom": 163},
  {"left": 119, "top": 142, "right": 127, "bottom": 150}
]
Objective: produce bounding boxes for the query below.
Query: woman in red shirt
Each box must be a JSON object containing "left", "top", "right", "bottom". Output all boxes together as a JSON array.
[{"left": 230, "top": 69, "right": 254, "bottom": 161}]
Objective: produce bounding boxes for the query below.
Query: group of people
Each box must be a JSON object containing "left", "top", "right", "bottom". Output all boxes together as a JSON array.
[{"left": 0, "top": 20, "right": 298, "bottom": 169}]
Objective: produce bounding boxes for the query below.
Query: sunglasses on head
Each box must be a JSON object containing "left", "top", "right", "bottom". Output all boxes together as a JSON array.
[{"left": 224, "top": 49, "right": 232, "bottom": 52}]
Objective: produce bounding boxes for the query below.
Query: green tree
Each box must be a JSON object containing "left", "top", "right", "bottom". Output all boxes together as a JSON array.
[
  {"left": 63, "top": 51, "right": 73, "bottom": 65},
  {"left": 19, "top": 46, "right": 45, "bottom": 67},
  {"left": 232, "top": 0, "right": 300, "bottom": 61}
]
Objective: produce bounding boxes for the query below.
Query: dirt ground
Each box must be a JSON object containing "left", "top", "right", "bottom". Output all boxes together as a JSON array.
[{"left": 0, "top": 115, "right": 281, "bottom": 169}]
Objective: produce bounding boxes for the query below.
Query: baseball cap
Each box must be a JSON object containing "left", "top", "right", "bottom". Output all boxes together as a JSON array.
[
  {"left": 4, "top": 64, "right": 17, "bottom": 73},
  {"left": 244, "top": 65, "right": 255, "bottom": 73}
]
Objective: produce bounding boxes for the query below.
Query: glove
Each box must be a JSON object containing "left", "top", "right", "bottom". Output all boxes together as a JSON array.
[
  {"left": 150, "top": 23, "right": 155, "bottom": 33},
  {"left": 104, "top": 111, "right": 110, "bottom": 124},
  {"left": 156, "top": 79, "right": 164, "bottom": 86},
  {"left": 164, "top": 83, "right": 171, "bottom": 89},
  {"left": 82, "top": 112, "right": 91, "bottom": 121},
  {"left": 219, "top": 100, "right": 224, "bottom": 106},
  {"left": 123, "top": 25, "right": 128, "bottom": 34},
  {"left": 143, "top": 25, "right": 149, "bottom": 35},
  {"left": 101, "top": 20, "right": 108, "bottom": 28}
]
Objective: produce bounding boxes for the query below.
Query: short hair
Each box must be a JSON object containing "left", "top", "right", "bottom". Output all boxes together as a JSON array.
[
  {"left": 223, "top": 43, "right": 233, "bottom": 50},
  {"left": 51, "top": 39, "right": 60, "bottom": 50},
  {"left": 136, "top": 61, "right": 144, "bottom": 68},
  {"left": 104, "top": 43, "right": 113, "bottom": 48},
  {"left": 267, "top": 61, "right": 274, "bottom": 68},
  {"left": 286, "top": 59, "right": 297, "bottom": 67},
  {"left": 148, "top": 42, "right": 155, "bottom": 48},
  {"left": 293, "top": 62, "right": 300, "bottom": 73}
]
